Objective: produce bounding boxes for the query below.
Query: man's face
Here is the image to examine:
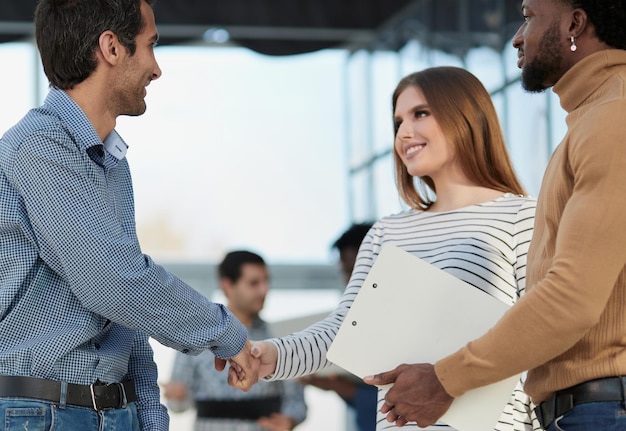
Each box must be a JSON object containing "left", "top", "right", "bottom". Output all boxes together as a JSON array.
[
  {"left": 224, "top": 263, "right": 270, "bottom": 318},
  {"left": 513, "top": 0, "right": 571, "bottom": 92},
  {"left": 114, "top": 1, "right": 162, "bottom": 116}
]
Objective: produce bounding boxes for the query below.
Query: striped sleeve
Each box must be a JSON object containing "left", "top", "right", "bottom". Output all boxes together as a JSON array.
[{"left": 267, "top": 225, "right": 378, "bottom": 380}]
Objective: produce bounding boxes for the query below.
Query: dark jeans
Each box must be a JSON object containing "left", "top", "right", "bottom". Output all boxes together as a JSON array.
[
  {"left": 547, "top": 401, "right": 626, "bottom": 431},
  {"left": 0, "top": 398, "right": 140, "bottom": 431}
]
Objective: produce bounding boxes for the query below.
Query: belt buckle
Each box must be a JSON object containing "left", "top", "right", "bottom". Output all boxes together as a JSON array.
[{"left": 89, "top": 382, "right": 127, "bottom": 411}]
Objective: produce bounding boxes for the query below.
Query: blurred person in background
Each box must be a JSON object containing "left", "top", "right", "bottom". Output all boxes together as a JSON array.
[{"left": 164, "top": 251, "right": 307, "bottom": 431}]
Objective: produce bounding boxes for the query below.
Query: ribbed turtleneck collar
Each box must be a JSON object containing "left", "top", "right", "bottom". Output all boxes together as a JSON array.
[{"left": 553, "top": 49, "right": 626, "bottom": 113}]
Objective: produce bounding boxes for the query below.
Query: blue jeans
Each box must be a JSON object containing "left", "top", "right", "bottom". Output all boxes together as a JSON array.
[
  {"left": 0, "top": 398, "right": 140, "bottom": 431},
  {"left": 547, "top": 401, "right": 626, "bottom": 431}
]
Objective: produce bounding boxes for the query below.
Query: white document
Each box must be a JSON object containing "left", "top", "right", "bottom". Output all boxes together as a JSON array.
[{"left": 326, "top": 244, "right": 520, "bottom": 431}]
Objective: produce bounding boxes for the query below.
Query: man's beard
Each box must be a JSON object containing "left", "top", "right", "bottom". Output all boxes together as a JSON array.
[{"left": 521, "top": 22, "right": 564, "bottom": 93}]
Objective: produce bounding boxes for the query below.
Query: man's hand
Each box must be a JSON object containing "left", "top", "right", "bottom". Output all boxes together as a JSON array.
[
  {"left": 257, "top": 413, "right": 296, "bottom": 431},
  {"left": 214, "top": 339, "right": 261, "bottom": 391},
  {"left": 364, "top": 363, "right": 453, "bottom": 428},
  {"left": 161, "top": 381, "right": 187, "bottom": 401}
]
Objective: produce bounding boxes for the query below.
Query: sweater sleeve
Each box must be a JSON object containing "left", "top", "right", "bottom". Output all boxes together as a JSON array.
[{"left": 435, "top": 101, "right": 626, "bottom": 400}]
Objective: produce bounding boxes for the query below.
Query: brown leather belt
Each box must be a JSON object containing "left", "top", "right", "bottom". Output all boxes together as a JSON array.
[
  {"left": 535, "top": 376, "right": 626, "bottom": 429},
  {"left": 0, "top": 375, "right": 136, "bottom": 410},
  {"left": 195, "top": 396, "right": 281, "bottom": 419}
]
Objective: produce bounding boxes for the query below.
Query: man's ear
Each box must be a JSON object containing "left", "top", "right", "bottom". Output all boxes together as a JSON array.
[
  {"left": 220, "top": 278, "right": 233, "bottom": 299},
  {"left": 568, "top": 7, "right": 588, "bottom": 37},
  {"left": 97, "top": 30, "right": 123, "bottom": 66}
]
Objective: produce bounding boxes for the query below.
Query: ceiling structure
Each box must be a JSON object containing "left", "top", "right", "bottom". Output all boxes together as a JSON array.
[{"left": 0, "top": 0, "right": 524, "bottom": 58}]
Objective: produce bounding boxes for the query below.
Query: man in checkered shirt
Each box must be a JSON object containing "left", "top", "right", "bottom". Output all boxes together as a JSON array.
[{"left": 0, "top": 1, "right": 259, "bottom": 430}]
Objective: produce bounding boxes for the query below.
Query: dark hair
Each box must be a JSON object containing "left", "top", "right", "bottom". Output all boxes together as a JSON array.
[
  {"left": 564, "top": 0, "right": 626, "bottom": 49},
  {"left": 332, "top": 223, "right": 373, "bottom": 252},
  {"left": 392, "top": 66, "right": 525, "bottom": 210},
  {"left": 218, "top": 251, "right": 266, "bottom": 283},
  {"left": 34, "top": 0, "right": 155, "bottom": 89}
]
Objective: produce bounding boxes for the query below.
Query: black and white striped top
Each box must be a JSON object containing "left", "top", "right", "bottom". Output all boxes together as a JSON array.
[{"left": 268, "top": 194, "right": 540, "bottom": 431}]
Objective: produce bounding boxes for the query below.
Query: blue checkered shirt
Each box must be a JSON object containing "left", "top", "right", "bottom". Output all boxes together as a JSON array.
[{"left": 0, "top": 88, "right": 248, "bottom": 431}]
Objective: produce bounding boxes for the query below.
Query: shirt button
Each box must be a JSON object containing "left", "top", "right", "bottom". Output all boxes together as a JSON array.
[{"left": 182, "top": 349, "right": 190, "bottom": 354}]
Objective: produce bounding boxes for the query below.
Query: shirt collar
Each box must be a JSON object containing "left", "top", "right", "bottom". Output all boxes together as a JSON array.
[
  {"left": 43, "top": 88, "right": 129, "bottom": 166},
  {"left": 104, "top": 131, "right": 128, "bottom": 160}
]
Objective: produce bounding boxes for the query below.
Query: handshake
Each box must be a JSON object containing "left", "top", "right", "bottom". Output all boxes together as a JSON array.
[
  {"left": 213, "top": 338, "right": 454, "bottom": 428},
  {"left": 214, "top": 339, "right": 278, "bottom": 391}
]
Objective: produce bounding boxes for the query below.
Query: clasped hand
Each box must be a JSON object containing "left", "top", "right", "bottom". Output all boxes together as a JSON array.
[
  {"left": 364, "top": 363, "right": 454, "bottom": 428},
  {"left": 214, "top": 340, "right": 279, "bottom": 391}
]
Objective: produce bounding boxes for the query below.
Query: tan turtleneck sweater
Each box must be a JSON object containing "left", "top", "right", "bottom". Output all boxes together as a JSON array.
[{"left": 435, "top": 49, "right": 626, "bottom": 403}]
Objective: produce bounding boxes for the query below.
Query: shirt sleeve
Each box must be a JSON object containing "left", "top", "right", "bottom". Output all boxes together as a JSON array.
[
  {"left": 127, "top": 331, "right": 169, "bottom": 431},
  {"left": 12, "top": 133, "right": 247, "bottom": 359}
]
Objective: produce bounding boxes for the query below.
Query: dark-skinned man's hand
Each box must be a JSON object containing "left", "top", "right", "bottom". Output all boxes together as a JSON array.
[{"left": 364, "top": 363, "right": 453, "bottom": 428}]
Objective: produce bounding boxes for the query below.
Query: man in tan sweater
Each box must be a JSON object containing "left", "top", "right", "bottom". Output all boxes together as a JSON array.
[{"left": 365, "top": 1, "right": 626, "bottom": 430}]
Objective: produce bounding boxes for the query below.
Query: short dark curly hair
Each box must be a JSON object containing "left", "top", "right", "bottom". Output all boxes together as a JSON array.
[{"left": 562, "top": 0, "right": 626, "bottom": 49}]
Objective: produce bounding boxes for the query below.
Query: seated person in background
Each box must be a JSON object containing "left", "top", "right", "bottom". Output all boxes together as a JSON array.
[
  {"left": 163, "top": 250, "right": 307, "bottom": 431},
  {"left": 299, "top": 223, "right": 377, "bottom": 431}
]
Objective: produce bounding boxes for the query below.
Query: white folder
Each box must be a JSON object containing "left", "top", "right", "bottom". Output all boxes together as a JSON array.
[{"left": 326, "top": 244, "right": 520, "bottom": 431}]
